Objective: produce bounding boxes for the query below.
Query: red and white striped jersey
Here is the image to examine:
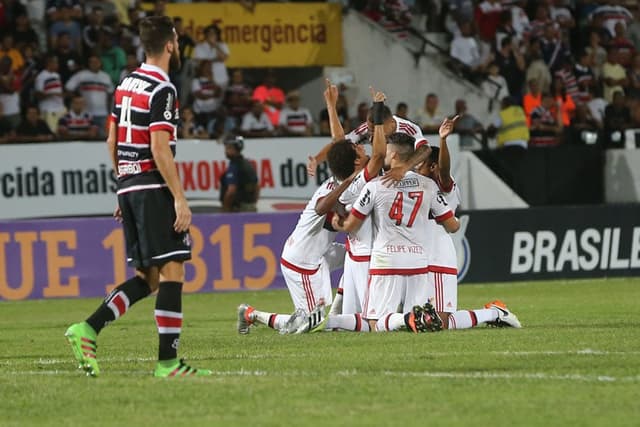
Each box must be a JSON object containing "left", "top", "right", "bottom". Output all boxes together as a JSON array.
[
  {"left": 339, "top": 167, "right": 375, "bottom": 260},
  {"left": 351, "top": 172, "right": 452, "bottom": 275},
  {"left": 65, "top": 69, "right": 114, "bottom": 116},
  {"left": 281, "top": 177, "right": 339, "bottom": 272},
  {"left": 279, "top": 107, "right": 313, "bottom": 134},
  {"left": 346, "top": 115, "right": 429, "bottom": 148},
  {"left": 428, "top": 176, "right": 461, "bottom": 272},
  {"left": 34, "top": 69, "right": 65, "bottom": 113},
  {"left": 111, "top": 63, "right": 179, "bottom": 195}
]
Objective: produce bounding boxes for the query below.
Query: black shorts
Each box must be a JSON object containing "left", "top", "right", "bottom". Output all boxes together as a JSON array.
[{"left": 118, "top": 187, "right": 191, "bottom": 268}]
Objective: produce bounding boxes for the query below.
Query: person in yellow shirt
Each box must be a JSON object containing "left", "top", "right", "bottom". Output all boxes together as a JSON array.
[
  {"left": 489, "top": 97, "right": 530, "bottom": 149},
  {"left": 602, "top": 49, "right": 629, "bottom": 102},
  {"left": 0, "top": 34, "right": 24, "bottom": 73}
]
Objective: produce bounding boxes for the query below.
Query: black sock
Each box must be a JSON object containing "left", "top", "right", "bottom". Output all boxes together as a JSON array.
[
  {"left": 154, "top": 281, "right": 183, "bottom": 361},
  {"left": 86, "top": 276, "right": 151, "bottom": 334}
]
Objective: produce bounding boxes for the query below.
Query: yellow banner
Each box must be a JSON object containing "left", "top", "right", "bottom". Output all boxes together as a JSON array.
[{"left": 166, "top": 2, "right": 344, "bottom": 67}]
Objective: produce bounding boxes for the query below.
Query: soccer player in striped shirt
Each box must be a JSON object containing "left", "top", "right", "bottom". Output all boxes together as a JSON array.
[{"left": 65, "top": 16, "right": 211, "bottom": 377}]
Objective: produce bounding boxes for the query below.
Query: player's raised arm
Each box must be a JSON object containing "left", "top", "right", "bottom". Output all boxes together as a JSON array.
[
  {"left": 381, "top": 144, "right": 431, "bottom": 186},
  {"left": 314, "top": 169, "right": 357, "bottom": 216},
  {"left": 307, "top": 79, "right": 345, "bottom": 176},
  {"left": 366, "top": 87, "right": 387, "bottom": 178},
  {"left": 438, "top": 115, "right": 459, "bottom": 192}
]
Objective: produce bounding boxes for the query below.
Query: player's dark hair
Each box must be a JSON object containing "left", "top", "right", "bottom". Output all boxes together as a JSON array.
[
  {"left": 366, "top": 105, "right": 392, "bottom": 123},
  {"left": 387, "top": 132, "right": 415, "bottom": 162},
  {"left": 139, "top": 16, "right": 175, "bottom": 57},
  {"left": 327, "top": 140, "right": 357, "bottom": 181},
  {"left": 428, "top": 146, "right": 439, "bottom": 165}
]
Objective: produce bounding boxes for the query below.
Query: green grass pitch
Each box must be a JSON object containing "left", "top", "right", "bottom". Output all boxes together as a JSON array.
[{"left": 1, "top": 278, "right": 639, "bottom": 427}]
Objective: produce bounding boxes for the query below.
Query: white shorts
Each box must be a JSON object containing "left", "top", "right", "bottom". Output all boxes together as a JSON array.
[
  {"left": 339, "top": 254, "right": 370, "bottom": 314},
  {"left": 281, "top": 258, "right": 333, "bottom": 313},
  {"left": 428, "top": 270, "right": 457, "bottom": 313},
  {"left": 364, "top": 274, "right": 429, "bottom": 320}
]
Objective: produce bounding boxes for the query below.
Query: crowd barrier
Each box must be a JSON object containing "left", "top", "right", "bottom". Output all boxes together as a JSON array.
[
  {"left": 1, "top": 204, "right": 638, "bottom": 301},
  {"left": 475, "top": 145, "right": 604, "bottom": 206}
]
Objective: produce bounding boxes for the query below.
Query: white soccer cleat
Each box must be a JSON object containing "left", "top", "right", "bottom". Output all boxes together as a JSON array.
[
  {"left": 237, "top": 303, "right": 255, "bottom": 334},
  {"left": 484, "top": 300, "right": 522, "bottom": 328},
  {"left": 294, "top": 302, "right": 327, "bottom": 334},
  {"left": 279, "top": 308, "right": 307, "bottom": 335}
]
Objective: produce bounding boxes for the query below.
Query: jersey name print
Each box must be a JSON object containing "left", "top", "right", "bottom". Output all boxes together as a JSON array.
[
  {"left": 111, "top": 63, "right": 179, "bottom": 194},
  {"left": 351, "top": 172, "right": 453, "bottom": 274}
]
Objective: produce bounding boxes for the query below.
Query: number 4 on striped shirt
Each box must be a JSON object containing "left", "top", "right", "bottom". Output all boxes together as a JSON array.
[{"left": 119, "top": 95, "right": 133, "bottom": 143}]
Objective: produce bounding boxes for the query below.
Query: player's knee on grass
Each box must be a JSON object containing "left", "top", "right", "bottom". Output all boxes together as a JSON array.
[{"left": 438, "top": 312, "right": 450, "bottom": 330}]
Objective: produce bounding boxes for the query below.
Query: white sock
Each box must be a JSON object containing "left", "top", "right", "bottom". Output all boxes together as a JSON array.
[
  {"left": 375, "top": 313, "right": 406, "bottom": 332},
  {"left": 253, "top": 310, "right": 291, "bottom": 330},
  {"left": 326, "top": 314, "right": 369, "bottom": 331},
  {"left": 447, "top": 309, "right": 498, "bottom": 329},
  {"left": 329, "top": 288, "right": 344, "bottom": 316}
]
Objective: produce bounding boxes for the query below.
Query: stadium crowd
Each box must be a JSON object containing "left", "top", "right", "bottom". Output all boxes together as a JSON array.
[
  {"left": 0, "top": 0, "right": 639, "bottom": 148},
  {"left": 359, "top": 0, "right": 640, "bottom": 148}
]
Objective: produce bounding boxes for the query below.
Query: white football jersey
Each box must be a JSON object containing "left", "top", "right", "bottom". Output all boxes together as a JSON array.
[
  {"left": 339, "top": 167, "right": 375, "bottom": 258},
  {"left": 345, "top": 115, "right": 429, "bottom": 149},
  {"left": 352, "top": 172, "right": 453, "bottom": 274},
  {"left": 428, "top": 176, "right": 461, "bottom": 271},
  {"left": 281, "top": 177, "right": 338, "bottom": 270}
]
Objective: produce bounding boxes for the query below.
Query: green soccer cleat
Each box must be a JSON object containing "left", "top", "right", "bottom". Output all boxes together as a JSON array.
[
  {"left": 64, "top": 322, "right": 100, "bottom": 377},
  {"left": 153, "top": 359, "right": 212, "bottom": 378}
]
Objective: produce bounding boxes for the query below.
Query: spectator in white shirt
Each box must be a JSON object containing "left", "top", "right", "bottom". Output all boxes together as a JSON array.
[
  {"left": 278, "top": 91, "right": 313, "bottom": 136},
  {"left": 191, "top": 59, "right": 222, "bottom": 129},
  {"left": 414, "top": 93, "right": 445, "bottom": 134},
  {"left": 65, "top": 54, "right": 113, "bottom": 137},
  {"left": 35, "top": 54, "right": 66, "bottom": 133},
  {"left": 240, "top": 100, "right": 274, "bottom": 138},
  {"left": 193, "top": 24, "right": 230, "bottom": 89}
]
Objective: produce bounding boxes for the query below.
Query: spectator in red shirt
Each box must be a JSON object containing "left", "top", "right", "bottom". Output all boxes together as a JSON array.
[
  {"left": 609, "top": 22, "right": 636, "bottom": 68},
  {"left": 475, "top": 0, "right": 503, "bottom": 41},
  {"left": 252, "top": 69, "right": 285, "bottom": 127}
]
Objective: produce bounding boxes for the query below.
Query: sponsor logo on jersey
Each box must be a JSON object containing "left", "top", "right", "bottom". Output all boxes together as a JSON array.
[{"left": 359, "top": 189, "right": 371, "bottom": 207}]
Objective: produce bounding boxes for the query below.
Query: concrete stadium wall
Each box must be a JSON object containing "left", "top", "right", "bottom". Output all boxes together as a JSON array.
[{"left": 325, "top": 12, "right": 491, "bottom": 124}]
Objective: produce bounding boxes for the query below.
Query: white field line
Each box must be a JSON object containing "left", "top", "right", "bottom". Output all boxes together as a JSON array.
[
  {"left": 2, "top": 349, "right": 638, "bottom": 368},
  {"left": 5, "top": 369, "right": 640, "bottom": 383}
]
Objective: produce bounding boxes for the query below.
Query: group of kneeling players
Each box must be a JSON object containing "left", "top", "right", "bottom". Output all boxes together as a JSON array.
[{"left": 237, "top": 81, "right": 522, "bottom": 335}]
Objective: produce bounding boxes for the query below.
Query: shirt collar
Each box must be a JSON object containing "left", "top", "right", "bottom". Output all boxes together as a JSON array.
[{"left": 141, "top": 63, "right": 170, "bottom": 82}]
